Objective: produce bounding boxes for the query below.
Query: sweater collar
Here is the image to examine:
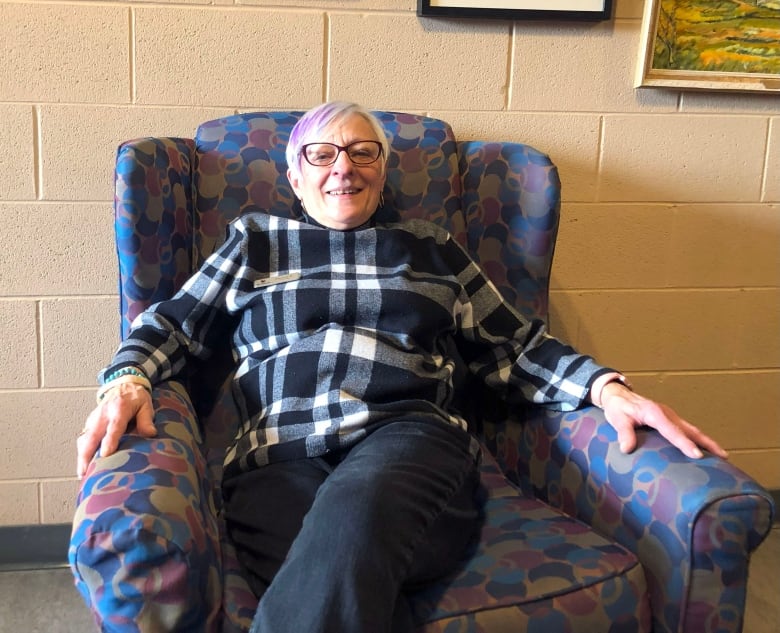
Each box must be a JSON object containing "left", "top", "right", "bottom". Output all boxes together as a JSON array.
[{"left": 294, "top": 199, "right": 377, "bottom": 232}]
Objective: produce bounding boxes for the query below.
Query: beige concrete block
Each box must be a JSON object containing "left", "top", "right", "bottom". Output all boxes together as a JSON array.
[
  {"left": 549, "top": 289, "right": 746, "bottom": 371},
  {"left": 438, "top": 112, "right": 601, "bottom": 202},
  {"left": 600, "top": 115, "right": 768, "bottom": 202},
  {"left": 667, "top": 204, "right": 780, "bottom": 288},
  {"left": 0, "top": 3, "right": 129, "bottom": 103},
  {"left": 135, "top": 8, "right": 323, "bottom": 107},
  {"left": 0, "top": 482, "right": 39, "bottom": 526},
  {"left": 0, "top": 390, "right": 94, "bottom": 479},
  {"left": 0, "top": 203, "right": 115, "bottom": 297},
  {"left": 41, "top": 479, "right": 81, "bottom": 524},
  {"left": 0, "top": 301, "right": 38, "bottom": 389},
  {"left": 629, "top": 371, "right": 780, "bottom": 451},
  {"left": 553, "top": 203, "right": 674, "bottom": 290},
  {"left": 41, "top": 298, "right": 119, "bottom": 388},
  {"left": 728, "top": 449, "right": 780, "bottom": 490},
  {"left": 0, "top": 105, "right": 35, "bottom": 201},
  {"left": 510, "top": 20, "right": 677, "bottom": 113},
  {"left": 733, "top": 289, "right": 780, "bottom": 369},
  {"left": 554, "top": 202, "right": 780, "bottom": 290},
  {"left": 766, "top": 118, "right": 780, "bottom": 202},
  {"left": 546, "top": 293, "right": 580, "bottom": 348},
  {"left": 40, "top": 105, "right": 233, "bottom": 201},
  {"left": 329, "top": 14, "right": 508, "bottom": 111}
]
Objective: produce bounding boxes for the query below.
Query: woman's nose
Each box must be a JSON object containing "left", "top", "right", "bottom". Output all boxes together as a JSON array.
[{"left": 331, "top": 149, "right": 354, "bottom": 174}]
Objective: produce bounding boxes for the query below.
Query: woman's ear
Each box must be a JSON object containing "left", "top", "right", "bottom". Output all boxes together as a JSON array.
[{"left": 287, "top": 168, "right": 301, "bottom": 200}]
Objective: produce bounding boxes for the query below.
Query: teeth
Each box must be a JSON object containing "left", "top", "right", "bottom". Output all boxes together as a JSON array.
[{"left": 328, "top": 189, "right": 359, "bottom": 195}]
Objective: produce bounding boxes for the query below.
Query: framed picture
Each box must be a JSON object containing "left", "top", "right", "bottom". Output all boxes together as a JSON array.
[
  {"left": 636, "top": 0, "right": 780, "bottom": 93},
  {"left": 417, "top": 1, "right": 613, "bottom": 22}
]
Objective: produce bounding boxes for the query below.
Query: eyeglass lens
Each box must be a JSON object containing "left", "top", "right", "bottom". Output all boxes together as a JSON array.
[{"left": 303, "top": 141, "right": 382, "bottom": 166}]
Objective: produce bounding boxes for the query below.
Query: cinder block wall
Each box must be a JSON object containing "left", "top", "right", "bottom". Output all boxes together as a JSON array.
[{"left": 0, "top": 0, "right": 778, "bottom": 526}]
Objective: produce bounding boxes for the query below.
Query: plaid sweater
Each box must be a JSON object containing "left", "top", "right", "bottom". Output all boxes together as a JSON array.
[{"left": 106, "top": 211, "right": 611, "bottom": 475}]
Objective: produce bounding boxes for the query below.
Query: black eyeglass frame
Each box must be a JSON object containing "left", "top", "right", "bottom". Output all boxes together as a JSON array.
[{"left": 300, "top": 141, "right": 384, "bottom": 167}]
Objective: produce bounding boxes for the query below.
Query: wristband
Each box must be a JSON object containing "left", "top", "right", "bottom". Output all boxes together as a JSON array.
[
  {"left": 104, "top": 366, "right": 148, "bottom": 383},
  {"left": 97, "top": 369, "right": 152, "bottom": 404}
]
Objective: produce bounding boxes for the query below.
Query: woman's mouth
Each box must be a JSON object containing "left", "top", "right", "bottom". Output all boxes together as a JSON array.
[{"left": 327, "top": 188, "right": 361, "bottom": 196}]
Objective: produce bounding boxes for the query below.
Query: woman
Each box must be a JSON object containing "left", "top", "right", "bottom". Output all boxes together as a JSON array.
[{"left": 77, "top": 101, "right": 727, "bottom": 633}]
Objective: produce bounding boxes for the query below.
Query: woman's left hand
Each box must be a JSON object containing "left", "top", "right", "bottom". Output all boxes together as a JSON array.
[{"left": 600, "top": 382, "right": 729, "bottom": 460}]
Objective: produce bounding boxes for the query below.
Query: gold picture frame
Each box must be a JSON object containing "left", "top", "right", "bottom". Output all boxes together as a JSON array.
[{"left": 635, "top": 0, "right": 780, "bottom": 93}]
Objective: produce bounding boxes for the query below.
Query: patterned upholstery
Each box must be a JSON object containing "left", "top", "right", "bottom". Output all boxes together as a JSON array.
[{"left": 70, "top": 112, "right": 775, "bottom": 633}]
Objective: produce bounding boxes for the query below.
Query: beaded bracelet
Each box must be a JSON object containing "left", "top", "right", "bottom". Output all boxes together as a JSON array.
[
  {"left": 104, "top": 366, "right": 148, "bottom": 383},
  {"left": 97, "top": 367, "right": 152, "bottom": 404}
]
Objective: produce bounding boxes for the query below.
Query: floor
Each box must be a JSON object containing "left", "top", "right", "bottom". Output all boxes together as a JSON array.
[{"left": 0, "top": 527, "right": 777, "bottom": 633}]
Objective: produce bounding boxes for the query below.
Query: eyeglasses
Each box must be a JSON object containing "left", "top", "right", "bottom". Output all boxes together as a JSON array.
[{"left": 301, "top": 141, "right": 383, "bottom": 167}]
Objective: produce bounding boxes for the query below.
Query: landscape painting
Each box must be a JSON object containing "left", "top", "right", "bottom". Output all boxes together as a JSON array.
[{"left": 636, "top": 0, "right": 780, "bottom": 93}]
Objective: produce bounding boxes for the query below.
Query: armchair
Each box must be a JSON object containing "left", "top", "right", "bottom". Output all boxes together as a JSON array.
[{"left": 70, "top": 111, "right": 775, "bottom": 633}]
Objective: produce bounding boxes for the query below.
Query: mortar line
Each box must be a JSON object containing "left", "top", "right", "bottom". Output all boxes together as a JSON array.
[
  {"left": 35, "top": 300, "right": 44, "bottom": 389},
  {"left": 759, "top": 117, "right": 772, "bottom": 201},
  {"left": 323, "top": 12, "right": 330, "bottom": 102},
  {"left": 33, "top": 106, "right": 43, "bottom": 200},
  {"left": 129, "top": 7, "right": 136, "bottom": 104},
  {"left": 505, "top": 22, "right": 516, "bottom": 111}
]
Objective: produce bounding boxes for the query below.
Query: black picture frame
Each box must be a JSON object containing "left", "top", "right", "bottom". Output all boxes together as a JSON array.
[{"left": 417, "top": 0, "right": 613, "bottom": 22}]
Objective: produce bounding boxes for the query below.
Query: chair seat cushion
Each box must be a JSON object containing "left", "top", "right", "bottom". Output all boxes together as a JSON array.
[
  {"left": 220, "top": 450, "right": 650, "bottom": 633},
  {"left": 408, "top": 451, "right": 651, "bottom": 632}
]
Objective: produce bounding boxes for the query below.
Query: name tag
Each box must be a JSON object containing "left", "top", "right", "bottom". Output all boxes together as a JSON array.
[{"left": 253, "top": 272, "right": 302, "bottom": 289}]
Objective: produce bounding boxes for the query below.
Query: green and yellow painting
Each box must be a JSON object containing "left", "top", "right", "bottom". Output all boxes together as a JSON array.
[{"left": 652, "top": 0, "right": 780, "bottom": 74}]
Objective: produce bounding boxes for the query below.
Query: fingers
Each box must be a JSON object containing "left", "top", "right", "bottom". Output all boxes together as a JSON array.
[
  {"left": 602, "top": 393, "right": 646, "bottom": 454},
  {"left": 603, "top": 392, "right": 728, "bottom": 460},
  {"left": 672, "top": 414, "right": 729, "bottom": 459},
  {"left": 76, "top": 383, "right": 156, "bottom": 479},
  {"left": 76, "top": 407, "right": 104, "bottom": 479},
  {"left": 134, "top": 392, "right": 157, "bottom": 438},
  {"left": 604, "top": 408, "right": 638, "bottom": 454},
  {"left": 99, "top": 398, "right": 130, "bottom": 459}
]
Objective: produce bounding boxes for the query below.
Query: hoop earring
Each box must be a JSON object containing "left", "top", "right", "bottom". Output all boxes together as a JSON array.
[{"left": 380, "top": 192, "right": 385, "bottom": 208}]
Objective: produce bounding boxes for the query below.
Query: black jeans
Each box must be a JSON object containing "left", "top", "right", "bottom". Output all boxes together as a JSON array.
[{"left": 223, "top": 419, "right": 483, "bottom": 633}]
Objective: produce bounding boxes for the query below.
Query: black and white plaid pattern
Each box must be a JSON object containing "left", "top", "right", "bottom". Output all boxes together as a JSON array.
[{"left": 107, "top": 212, "right": 610, "bottom": 475}]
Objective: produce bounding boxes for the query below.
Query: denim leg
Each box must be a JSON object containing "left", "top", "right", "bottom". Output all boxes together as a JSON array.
[
  {"left": 249, "top": 419, "right": 481, "bottom": 633},
  {"left": 223, "top": 458, "right": 332, "bottom": 599}
]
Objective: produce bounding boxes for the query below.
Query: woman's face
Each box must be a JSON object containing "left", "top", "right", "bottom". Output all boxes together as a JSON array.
[{"left": 288, "top": 113, "right": 386, "bottom": 231}]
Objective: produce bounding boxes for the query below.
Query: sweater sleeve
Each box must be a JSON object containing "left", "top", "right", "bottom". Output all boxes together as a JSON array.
[
  {"left": 99, "top": 219, "right": 247, "bottom": 385},
  {"left": 449, "top": 238, "right": 613, "bottom": 411}
]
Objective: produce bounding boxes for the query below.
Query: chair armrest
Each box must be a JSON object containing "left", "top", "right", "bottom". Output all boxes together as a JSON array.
[
  {"left": 483, "top": 407, "right": 775, "bottom": 633},
  {"left": 115, "top": 137, "right": 195, "bottom": 338},
  {"left": 69, "top": 381, "right": 222, "bottom": 632}
]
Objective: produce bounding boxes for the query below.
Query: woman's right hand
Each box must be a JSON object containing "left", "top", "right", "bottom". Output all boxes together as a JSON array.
[{"left": 76, "top": 381, "right": 156, "bottom": 479}]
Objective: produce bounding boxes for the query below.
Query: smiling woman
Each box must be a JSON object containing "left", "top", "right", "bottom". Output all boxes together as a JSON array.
[{"left": 286, "top": 103, "right": 388, "bottom": 231}]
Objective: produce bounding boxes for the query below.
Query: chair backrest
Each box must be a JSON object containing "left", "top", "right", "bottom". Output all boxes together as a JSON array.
[
  {"left": 192, "top": 111, "right": 467, "bottom": 268},
  {"left": 115, "top": 111, "right": 560, "bottom": 334},
  {"left": 113, "top": 110, "right": 562, "bottom": 472}
]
